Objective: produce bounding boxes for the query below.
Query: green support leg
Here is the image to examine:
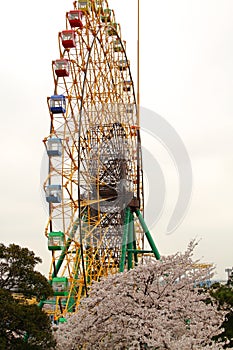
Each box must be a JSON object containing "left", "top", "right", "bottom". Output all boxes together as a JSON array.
[
  {"left": 135, "top": 208, "right": 160, "bottom": 260},
  {"left": 52, "top": 238, "right": 72, "bottom": 278},
  {"left": 68, "top": 248, "right": 81, "bottom": 312},
  {"left": 127, "top": 210, "right": 134, "bottom": 270},
  {"left": 119, "top": 207, "right": 130, "bottom": 272},
  {"left": 132, "top": 220, "right": 138, "bottom": 266}
]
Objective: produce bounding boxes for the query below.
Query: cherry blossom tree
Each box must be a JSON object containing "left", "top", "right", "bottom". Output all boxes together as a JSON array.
[{"left": 54, "top": 241, "right": 228, "bottom": 349}]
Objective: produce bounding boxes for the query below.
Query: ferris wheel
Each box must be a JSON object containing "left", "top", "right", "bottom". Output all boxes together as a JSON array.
[{"left": 41, "top": 0, "right": 160, "bottom": 322}]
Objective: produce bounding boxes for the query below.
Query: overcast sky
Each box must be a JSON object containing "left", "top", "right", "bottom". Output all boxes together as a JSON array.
[{"left": 0, "top": 0, "right": 233, "bottom": 280}]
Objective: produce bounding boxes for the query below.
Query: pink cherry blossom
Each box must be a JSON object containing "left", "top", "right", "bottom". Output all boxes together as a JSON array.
[{"left": 54, "top": 240, "right": 229, "bottom": 349}]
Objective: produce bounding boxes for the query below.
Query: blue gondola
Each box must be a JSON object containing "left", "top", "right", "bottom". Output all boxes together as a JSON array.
[
  {"left": 45, "top": 185, "right": 62, "bottom": 203},
  {"left": 49, "top": 95, "right": 66, "bottom": 114},
  {"left": 47, "top": 138, "right": 62, "bottom": 157}
]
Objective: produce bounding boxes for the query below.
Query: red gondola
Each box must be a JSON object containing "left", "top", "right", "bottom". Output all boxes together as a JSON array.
[
  {"left": 61, "top": 30, "right": 76, "bottom": 49},
  {"left": 53, "top": 59, "right": 69, "bottom": 77},
  {"left": 67, "top": 10, "right": 83, "bottom": 28}
]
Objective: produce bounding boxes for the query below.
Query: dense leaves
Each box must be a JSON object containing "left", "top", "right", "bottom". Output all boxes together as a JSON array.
[
  {"left": 0, "top": 289, "right": 56, "bottom": 350},
  {"left": 0, "top": 243, "right": 52, "bottom": 300},
  {"left": 55, "top": 241, "right": 227, "bottom": 349},
  {"left": 210, "top": 280, "right": 233, "bottom": 348},
  {"left": 0, "top": 243, "right": 56, "bottom": 349}
]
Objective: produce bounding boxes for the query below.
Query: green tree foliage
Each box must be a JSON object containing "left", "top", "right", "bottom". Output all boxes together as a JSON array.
[
  {"left": 210, "top": 278, "right": 233, "bottom": 348},
  {"left": 0, "top": 243, "right": 52, "bottom": 300},
  {"left": 0, "top": 243, "right": 56, "bottom": 349}
]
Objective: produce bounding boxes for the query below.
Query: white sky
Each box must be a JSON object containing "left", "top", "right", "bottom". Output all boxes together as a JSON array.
[{"left": 0, "top": 0, "right": 233, "bottom": 280}]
